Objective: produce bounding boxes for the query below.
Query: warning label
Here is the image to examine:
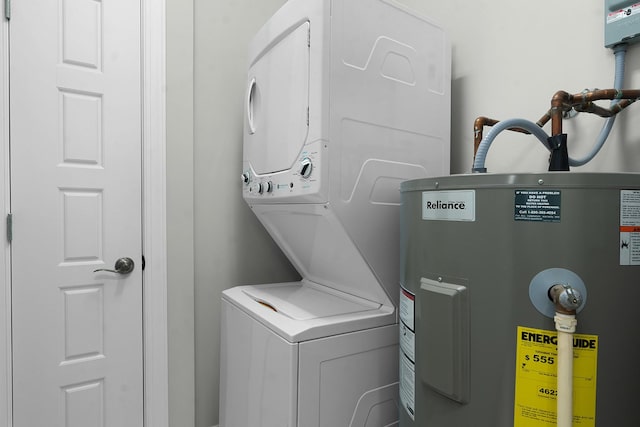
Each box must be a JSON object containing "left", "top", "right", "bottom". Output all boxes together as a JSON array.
[
  {"left": 514, "top": 326, "right": 598, "bottom": 427},
  {"left": 607, "top": 3, "right": 640, "bottom": 24},
  {"left": 514, "top": 190, "right": 561, "bottom": 223},
  {"left": 399, "top": 287, "right": 416, "bottom": 420},
  {"left": 400, "top": 352, "right": 416, "bottom": 420},
  {"left": 620, "top": 190, "right": 640, "bottom": 265}
]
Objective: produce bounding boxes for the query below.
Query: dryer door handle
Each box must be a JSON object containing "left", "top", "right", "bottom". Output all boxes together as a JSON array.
[{"left": 247, "top": 77, "right": 257, "bottom": 134}]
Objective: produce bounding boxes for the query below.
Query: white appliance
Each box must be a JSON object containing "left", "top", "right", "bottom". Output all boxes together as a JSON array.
[{"left": 220, "top": 0, "right": 450, "bottom": 425}]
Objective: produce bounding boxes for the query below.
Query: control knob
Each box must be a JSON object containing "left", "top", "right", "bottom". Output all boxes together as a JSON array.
[
  {"left": 241, "top": 173, "right": 250, "bottom": 185},
  {"left": 300, "top": 157, "right": 313, "bottom": 179}
]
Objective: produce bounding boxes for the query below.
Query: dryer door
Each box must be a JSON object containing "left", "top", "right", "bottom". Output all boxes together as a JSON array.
[{"left": 245, "top": 21, "right": 310, "bottom": 176}]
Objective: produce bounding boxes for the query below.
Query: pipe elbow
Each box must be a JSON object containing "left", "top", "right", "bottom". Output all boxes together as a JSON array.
[
  {"left": 473, "top": 117, "right": 499, "bottom": 157},
  {"left": 551, "top": 90, "right": 571, "bottom": 106},
  {"left": 474, "top": 116, "right": 496, "bottom": 129},
  {"left": 550, "top": 91, "right": 571, "bottom": 135},
  {"left": 549, "top": 284, "right": 583, "bottom": 315}
]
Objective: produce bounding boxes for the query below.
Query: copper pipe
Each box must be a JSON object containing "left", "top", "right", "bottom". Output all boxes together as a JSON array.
[
  {"left": 573, "top": 102, "right": 616, "bottom": 117},
  {"left": 613, "top": 98, "right": 637, "bottom": 113},
  {"left": 573, "top": 98, "right": 637, "bottom": 117},
  {"left": 473, "top": 117, "right": 499, "bottom": 155},
  {"left": 472, "top": 88, "right": 640, "bottom": 159},
  {"left": 550, "top": 89, "right": 640, "bottom": 135},
  {"left": 536, "top": 113, "right": 551, "bottom": 128},
  {"left": 571, "top": 88, "right": 640, "bottom": 104},
  {"left": 550, "top": 91, "right": 570, "bottom": 136},
  {"left": 473, "top": 116, "right": 538, "bottom": 158}
]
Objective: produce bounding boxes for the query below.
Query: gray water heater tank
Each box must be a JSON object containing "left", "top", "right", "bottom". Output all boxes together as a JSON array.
[{"left": 399, "top": 172, "right": 640, "bottom": 426}]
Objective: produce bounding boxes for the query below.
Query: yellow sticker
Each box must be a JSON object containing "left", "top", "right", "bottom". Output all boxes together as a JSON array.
[{"left": 514, "top": 326, "right": 598, "bottom": 426}]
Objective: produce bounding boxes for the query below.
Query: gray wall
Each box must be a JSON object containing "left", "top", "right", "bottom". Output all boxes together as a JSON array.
[
  {"left": 192, "top": 1, "right": 298, "bottom": 426},
  {"left": 166, "top": 0, "right": 195, "bottom": 426},
  {"left": 167, "top": 1, "right": 640, "bottom": 426}
]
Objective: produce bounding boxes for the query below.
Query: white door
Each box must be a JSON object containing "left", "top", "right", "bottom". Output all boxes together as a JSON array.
[{"left": 9, "top": 0, "right": 143, "bottom": 426}]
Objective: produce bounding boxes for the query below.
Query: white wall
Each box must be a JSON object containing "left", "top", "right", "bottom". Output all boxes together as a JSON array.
[
  {"left": 170, "top": 1, "right": 640, "bottom": 426},
  {"left": 167, "top": 0, "right": 196, "bottom": 425},
  {"left": 399, "top": 0, "right": 640, "bottom": 175}
]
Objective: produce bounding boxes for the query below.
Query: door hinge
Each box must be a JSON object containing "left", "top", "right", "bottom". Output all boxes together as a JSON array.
[
  {"left": 4, "top": 0, "right": 10, "bottom": 20},
  {"left": 6, "top": 213, "right": 12, "bottom": 243},
  {"left": 307, "top": 27, "right": 310, "bottom": 47},
  {"left": 141, "top": 254, "right": 146, "bottom": 271}
]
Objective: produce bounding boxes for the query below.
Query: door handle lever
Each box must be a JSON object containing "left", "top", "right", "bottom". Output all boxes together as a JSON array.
[{"left": 94, "top": 257, "right": 135, "bottom": 274}]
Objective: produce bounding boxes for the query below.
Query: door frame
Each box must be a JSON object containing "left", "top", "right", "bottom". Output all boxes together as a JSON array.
[{"left": 0, "top": 1, "right": 169, "bottom": 426}]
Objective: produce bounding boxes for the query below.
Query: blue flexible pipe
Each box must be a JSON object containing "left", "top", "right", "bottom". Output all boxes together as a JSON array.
[
  {"left": 569, "top": 44, "right": 627, "bottom": 166},
  {"left": 472, "top": 118, "right": 550, "bottom": 172},
  {"left": 473, "top": 44, "right": 627, "bottom": 172}
]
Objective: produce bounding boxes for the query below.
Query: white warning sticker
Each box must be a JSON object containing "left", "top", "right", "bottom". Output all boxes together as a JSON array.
[
  {"left": 620, "top": 190, "right": 640, "bottom": 265},
  {"left": 399, "top": 287, "right": 416, "bottom": 420},
  {"left": 400, "top": 287, "right": 415, "bottom": 331},
  {"left": 607, "top": 3, "right": 640, "bottom": 24},
  {"left": 400, "top": 352, "right": 416, "bottom": 420},
  {"left": 400, "top": 321, "right": 415, "bottom": 363}
]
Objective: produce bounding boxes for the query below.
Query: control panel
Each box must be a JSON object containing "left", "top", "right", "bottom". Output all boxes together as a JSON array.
[{"left": 242, "top": 141, "right": 323, "bottom": 202}]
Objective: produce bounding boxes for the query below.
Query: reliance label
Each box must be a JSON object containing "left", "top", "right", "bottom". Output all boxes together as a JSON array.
[{"left": 422, "top": 190, "right": 475, "bottom": 222}]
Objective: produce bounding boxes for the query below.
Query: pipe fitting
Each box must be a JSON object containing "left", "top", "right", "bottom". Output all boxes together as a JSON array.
[
  {"left": 554, "top": 311, "right": 578, "bottom": 334},
  {"left": 547, "top": 134, "right": 569, "bottom": 171},
  {"left": 549, "top": 283, "right": 583, "bottom": 315}
]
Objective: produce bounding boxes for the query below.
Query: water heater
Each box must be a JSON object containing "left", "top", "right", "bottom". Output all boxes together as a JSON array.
[{"left": 400, "top": 172, "right": 640, "bottom": 426}]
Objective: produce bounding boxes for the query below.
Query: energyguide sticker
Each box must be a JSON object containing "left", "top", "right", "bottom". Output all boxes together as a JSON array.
[
  {"left": 514, "top": 326, "right": 598, "bottom": 427},
  {"left": 620, "top": 190, "right": 640, "bottom": 265},
  {"left": 399, "top": 287, "right": 416, "bottom": 420}
]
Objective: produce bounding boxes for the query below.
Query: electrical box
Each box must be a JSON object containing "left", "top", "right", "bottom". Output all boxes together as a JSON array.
[{"left": 605, "top": 1, "right": 640, "bottom": 47}]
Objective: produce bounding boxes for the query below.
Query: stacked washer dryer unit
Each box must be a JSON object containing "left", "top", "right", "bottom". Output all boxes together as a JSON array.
[{"left": 219, "top": 1, "right": 450, "bottom": 426}]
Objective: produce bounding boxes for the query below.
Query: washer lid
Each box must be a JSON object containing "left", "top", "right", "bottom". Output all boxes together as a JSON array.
[
  {"left": 243, "top": 281, "right": 380, "bottom": 321},
  {"left": 222, "top": 281, "right": 395, "bottom": 342}
]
